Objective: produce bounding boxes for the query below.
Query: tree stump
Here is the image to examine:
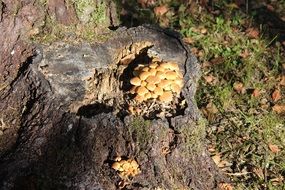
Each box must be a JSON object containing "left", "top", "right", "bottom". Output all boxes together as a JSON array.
[{"left": 0, "top": 1, "right": 225, "bottom": 190}]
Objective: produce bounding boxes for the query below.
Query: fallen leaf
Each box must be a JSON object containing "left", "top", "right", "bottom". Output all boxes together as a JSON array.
[
  {"left": 200, "top": 28, "right": 207, "bottom": 34},
  {"left": 252, "top": 89, "right": 260, "bottom": 97},
  {"left": 210, "top": 56, "right": 224, "bottom": 65},
  {"left": 239, "top": 49, "right": 250, "bottom": 58},
  {"left": 268, "top": 143, "right": 281, "bottom": 153},
  {"left": 204, "top": 75, "right": 215, "bottom": 84},
  {"left": 246, "top": 27, "right": 259, "bottom": 39},
  {"left": 212, "top": 154, "right": 221, "bottom": 166},
  {"left": 252, "top": 167, "right": 264, "bottom": 179},
  {"left": 183, "top": 37, "right": 194, "bottom": 44},
  {"left": 272, "top": 104, "right": 285, "bottom": 114},
  {"left": 206, "top": 102, "right": 218, "bottom": 114},
  {"left": 272, "top": 89, "right": 281, "bottom": 102},
  {"left": 154, "top": 5, "right": 169, "bottom": 16},
  {"left": 218, "top": 183, "right": 234, "bottom": 190},
  {"left": 233, "top": 82, "right": 245, "bottom": 94}
]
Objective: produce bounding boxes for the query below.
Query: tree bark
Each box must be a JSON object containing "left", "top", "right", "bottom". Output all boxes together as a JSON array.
[{"left": 0, "top": 1, "right": 226, "bottom": 189}]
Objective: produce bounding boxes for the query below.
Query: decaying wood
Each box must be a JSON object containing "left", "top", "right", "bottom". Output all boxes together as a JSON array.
[{"left": 0, "top": 1, "right": 226, "bottom": 190}]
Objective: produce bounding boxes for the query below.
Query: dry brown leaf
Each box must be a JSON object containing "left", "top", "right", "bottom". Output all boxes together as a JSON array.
[
  {"left": 206, "top": 102, "right": 218, "bottom": 114},
  {"left": 268, "top": 143, "right": 281, "bottom": 153},
  {"left": 253, "top": 167, "right": 264, "bottom": 179},
  {"left": 239, "top": 49, "right": 250, "bottom": 58},
  {"left": 218, "top": 182, "right": 234, "bottom": 190},
  {"left": 252, "top": 89, "right": 260, "bottom": 97},
  {"left": 272, "top": 104, "right": 285, "bottom": 114},
  {"left": 272, "top": 89, "right": 281, "bottom": 102},
  {"left": 154, "top": 5, "right": 169, "bottom": 16},
  {"left": 233, "top": 82, "right": 245, "bottom": 93},
  {"left": 212, "top": 154, "right": 221, "bottom": 166},
  {"left": 200, "top": 28, "right": 207, "bottom": 34},
  {"left": 204, "top": 75, "right": 215, "bottom": 84},
  {"left": 183, "top": 37, "right": 194, "bottom": 44},
  {"left": 210, "top": 57, "right": 224, "bottom": 65},
  {"left": 246, "top": 27, "right": 259, "bottom": 39}
]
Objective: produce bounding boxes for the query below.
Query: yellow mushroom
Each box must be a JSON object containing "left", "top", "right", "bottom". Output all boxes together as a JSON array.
[
  {"left": 142, "top": 67, "right": 149, "bottom": 72},
  {"left": 141, "top": 81, "right": 147, "bottom": 86},
  {"left": 129, "top": 86, "right": 137, "bottom": 94},
  {"left": 156, "top": 71, "right": 166, "bottom": 80},
  {"left": 170, "top": 83, "right": 181, "bottom": 93},
  {"left": 158, "top": 79, "right": 171, "bottom": 89},
  {"left": 156, "top": 65, "right": 165, "bottom": 72},
  {"left": 146, "top": 76, "right": 161, "bottom": 84},
  {"left": 168, "top": 62, "right": 180, "bottom": 71},
  {"left": 135, "top": 95, "right": 145, "bottom": 103},
  {"left": 151, "top": 92, "right": 158, "bottom": 99},
  {"left": 112, "top": 162, "right": 123, "bottom": 171},
  {"left": 154, "top": 87, "right": 164, "bottom": 96},
  {"left": 159, "top": 91, "right": 173, "bottom": 103},
  {"left": 139, "top": 71, "right": 151, "bottom": 81},
  {"left": 136, "top": 86, "right": 148, "bottom": 96},
  {"left": 149, "top": 68, "right": 157, "bottom": 76},
  {"left": 149, "top": 62, "right": 158, "bottom": 69},
  {"left": 130, "top": 77, "right": 141, "bottom": 86},
  {"left": 145, "top": 92, "right": 152, "bottom": 99},
  {"left": 146, "top": 83, "right": 156, "bottom": 91},
  {"left": 165, "top": 71, "right": 177, "bottom": 80}
]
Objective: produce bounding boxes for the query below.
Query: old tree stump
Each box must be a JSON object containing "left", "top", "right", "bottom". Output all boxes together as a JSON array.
[{"left": 0, "top": 1, "right": 225, "bottom": 189}]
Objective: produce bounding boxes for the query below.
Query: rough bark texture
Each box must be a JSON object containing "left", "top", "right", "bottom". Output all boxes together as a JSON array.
[{"left": 0, "top": 1, "right": 225, "bottom": 190}]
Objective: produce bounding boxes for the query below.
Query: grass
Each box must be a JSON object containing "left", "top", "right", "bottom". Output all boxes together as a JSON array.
[{"left": 119, "top": 0, "right": 285, "bottom": 189}]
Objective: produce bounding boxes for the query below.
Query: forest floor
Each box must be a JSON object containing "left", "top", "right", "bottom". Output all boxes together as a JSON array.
[{"left": 119, "top": 0, "right": 285, "bottom": 189}]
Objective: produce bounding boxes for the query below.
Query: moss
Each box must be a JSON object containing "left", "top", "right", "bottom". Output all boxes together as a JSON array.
[
  {"left": 128, "top": 117, "right": 152, "bottom": 153},
  {"left": 72, "top": 0, "right": 107, "bottom": 26},
  {"left": 180, "top": 118, "right": 207, "bottom": 155}
]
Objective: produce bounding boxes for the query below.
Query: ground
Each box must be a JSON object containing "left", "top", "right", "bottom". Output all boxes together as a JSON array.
[{"left": 118, "top": 0, "right": 285, "bottom": 189}]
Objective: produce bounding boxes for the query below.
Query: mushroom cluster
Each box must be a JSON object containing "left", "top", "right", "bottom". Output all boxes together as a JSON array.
[
  {"left": 112, "top": 158, "right": 141, "bottom": 178},
  {"left": 129, "top": 61, "right": 184, "bottom": 103}
]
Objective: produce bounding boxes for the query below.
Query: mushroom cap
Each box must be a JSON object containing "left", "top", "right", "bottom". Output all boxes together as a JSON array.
[
  {"left": 146, "top": 76, "right": 161, "bottom": 84},
  {"left": 176, "top": 71, "right": 183, "bottom": 78},
  {"left": 136, "top": 86, "right": 148, "bottom": 96},
  {"left": 169, "top": 62, "right": 180, "bottom": 70},
  {"left": 130, "top": 77, "right": 141, "bottom": 86},
  {"left": 165, "top": 71, "right": 177, "bottom": 80},
  {"left": 171, "top": 83, "right": 181, "bottom": 93},
  {"left": 156, "top": 71, "right": 166, "bottom": 80},
  {"left": 146, "top": 83, "right": 156, "bottom": 91},
  {"left": 142, "top": 67, "right": 149, "bottom": 72},
  {"left": 151, "top": 92, "right": 158, "bottom": 99},
  {"left": 112, "top": 162, "right": 123, "bottom": 171},
  {"left": 149, "top": 68, "right": 157, "bottom": 76},
  {"left": 160, "top": 62, "right": 171, "bottom": 69},
  {"left": 134, "top": 94, "right": 145, "bottom": 102},
  {"left": 149, "top": 62, "right": 158, "bottom": 69},
  {"left": 129, "top": 86, "right": 137, "bottom": 94},
  {"left": 175, "top": 78, "right": 184, "bottom": 88},
  {"left": 141, "top": 81, "right": 147, "bottom": 86},
  {"left": 159, "top": 91, "right": 173, "bottom": 103},
  {"left": 158, "top": 79, "right": 172, "bottom": 89},
  {"left": 145, "top": 92, "right": 152, "bottom": 99},
  {"left": 156, "top": 65, "right": 165, "bottom": 72},
  {"left": 154, "top": 87, "right": 164, "bottom": 96},
  {"left": 139, "top": 71, "right": 151, "bottom": 80}
]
